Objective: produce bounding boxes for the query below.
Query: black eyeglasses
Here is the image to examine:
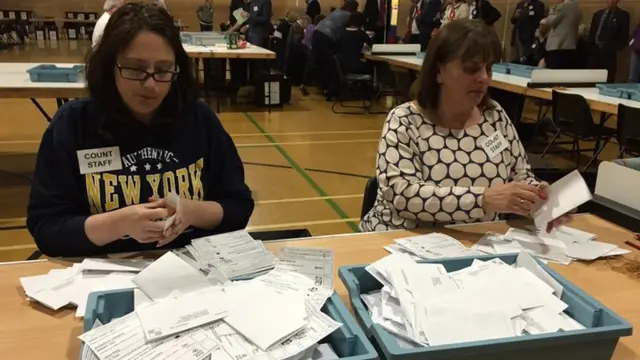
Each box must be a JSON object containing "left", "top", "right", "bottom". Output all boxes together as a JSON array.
[{"left": 116, "top": 63, "right": 179, "bottom": 82}]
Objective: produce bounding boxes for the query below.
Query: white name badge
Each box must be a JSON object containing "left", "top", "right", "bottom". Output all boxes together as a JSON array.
[
  {"left": 481, "top": 131, "right": 508, "bottom": 159},
  {"left": 253, "top": 6, "right": 258, "bottom": 11},
  {"left": 77, "top": 147, "right": 123, "bottom": 175}
]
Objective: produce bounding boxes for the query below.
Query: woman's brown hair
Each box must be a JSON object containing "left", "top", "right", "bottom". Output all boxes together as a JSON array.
[{"left": 411, "top": 19, "right": 502, "bottom": 111}]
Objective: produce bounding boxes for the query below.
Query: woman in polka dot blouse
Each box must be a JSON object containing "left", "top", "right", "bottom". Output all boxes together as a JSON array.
[{"left": 360, "top": 19, "right": 571, "bottom": 233}]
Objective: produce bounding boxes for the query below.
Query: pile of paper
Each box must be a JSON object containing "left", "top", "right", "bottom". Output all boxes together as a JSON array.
[
  {"left": 472, "top": 226, "right": 630, "bottom": 265},
  {"left": 384, "top": 233, "right": 485, "bottom": 260},
  {"left": 186, "top": 230, "right": 278, "bottom": 280},
  {"left": 19, "top": 258, "right": 152, "bottom": 316},
  {"left": 79, "top": 249, "right": 341, "bottom": 360},
  {"left": 361, "top": 252, "right": 585, "bottom": 348}
]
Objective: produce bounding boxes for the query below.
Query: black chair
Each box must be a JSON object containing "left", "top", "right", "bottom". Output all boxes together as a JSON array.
[
  {"left": 541, "top": 90, "right": 616, "bottom": 171},
  {"left": 331, "top": 54, "right": 374, "bottom": 114},
  {"left": 614, "top": 104, "right": 640, "bottom": 158},
  {"left": 367, "top": 62, "right": 400, "bottom": 114},
  {"left": 360, "top": 176, "right": 379, "bottom": 218}
]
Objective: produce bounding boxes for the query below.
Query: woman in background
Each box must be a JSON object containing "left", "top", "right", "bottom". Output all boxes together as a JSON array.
[
  {"left": 336, "top": 11, "right": 373, "bottom": 75},
  {"left": 630, "top": 21, "right": 640, "bottom": 82}
]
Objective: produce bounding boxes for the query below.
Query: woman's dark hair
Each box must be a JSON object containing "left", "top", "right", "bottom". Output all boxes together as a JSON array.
[
  {"left": 347, "top": 11, "right": 365, "bottom": 28},
  {"left": 411, "top": 19, "right": 501, "bottom": 111},
  {"left": 314, "top": 14, "right": 326, "bottom": 25},
  {"left": 340, "top": 0, "right": 359, "bottom": 12},
  {"left": 86, "top": 3, "right": 197, "bottom": 148}
]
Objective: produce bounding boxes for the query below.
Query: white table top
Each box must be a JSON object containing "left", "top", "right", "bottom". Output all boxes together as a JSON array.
[
  {"left": 182, "top": 43, "right": 275, "bottom": 57},
  {"left": 369, "top": 54, "right": 640, "bottom": 110},
  {"left": 0, "top": 63, "right": 85, "bottom": 89}
]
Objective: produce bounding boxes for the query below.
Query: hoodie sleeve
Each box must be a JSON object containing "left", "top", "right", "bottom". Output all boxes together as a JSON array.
[
  {"left": 201, "top": 104, "right": 255, "bottom": 233},
  {"left": 26, "top": 103, "right": 101, "bottom": 258}
]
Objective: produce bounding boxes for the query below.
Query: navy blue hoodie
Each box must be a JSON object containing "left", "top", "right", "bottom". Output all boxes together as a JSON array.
[{"left": 27, "top": 98, "right": 254, "bottom": 257}]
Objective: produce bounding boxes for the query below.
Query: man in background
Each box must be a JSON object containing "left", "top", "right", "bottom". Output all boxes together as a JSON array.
[
  {"left": 197, "top": 0, "right": 214, "bottom": 31},
  {"left": 510, "top": 0, "right": 545, "bottom": 61},
  {"left": 588, "top": 0, "right": 629, "bottom": 82},
  {"left": 306, "top": 0, "right": 322, "bottom": 22},
  {"left": 363, "top": 0, "right": 390, "bottom": 43},
  {"left": 92, "top": 0, "right": 124, "bottom": 48},
  {"left": 542, "top": 0, "right": 581, "bottom": 69}
]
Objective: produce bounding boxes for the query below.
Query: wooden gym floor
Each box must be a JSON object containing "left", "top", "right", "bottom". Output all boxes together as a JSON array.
[{"left": 0, "top": 40, "right": 623, "bottom": 262}]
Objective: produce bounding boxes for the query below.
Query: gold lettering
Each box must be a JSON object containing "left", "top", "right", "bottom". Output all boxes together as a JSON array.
[
  {"left": 85, "top": 173, "right": 103, "bottom": 214},
  {"left": 162, "top": 171, "right": 176, "bottom": 197},
  {"left": 146, "top": 174, "right": 161, "bottom": 199},
  {"left": 189, "top": 158, "right": 204, "bottom": 201},
  {"left": 175, "top": 168, "right": 191, "bottom": 199},
  {"left": 103, "top": 173, "right": 119, "bottom": 211},
  {"left": 118, "top": 175, "right": 141, "bottom": 206}
]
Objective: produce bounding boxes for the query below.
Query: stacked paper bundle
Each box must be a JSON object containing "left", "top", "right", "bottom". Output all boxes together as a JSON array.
[
  {"left": 472, "top": 226, "right": 630, "bottom": 265},
  {"left": 186, "top": 230, "right": 278, "bottom": 279},
  {"left": 361, "top": 252, "right": 585, "bottom": 348},
  {"left": 78, "top": 245, "right": 339, "bottom": 360},
  {"left": 383, "top": 233, "right": 485, "bottom": 260}
]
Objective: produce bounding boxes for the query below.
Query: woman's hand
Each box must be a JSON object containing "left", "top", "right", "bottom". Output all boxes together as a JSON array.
[
  {"left": 157, "top": 198, "right": 196, "bottom": 247},
  {"left": 120, "top": 202, "right": 171, "bottom": 244},
  {"left": 483, "top": 182, "right": 545, "bottom": 215},
  {"left": 531, "top": 182, "right": 574, "bottom": 232}
]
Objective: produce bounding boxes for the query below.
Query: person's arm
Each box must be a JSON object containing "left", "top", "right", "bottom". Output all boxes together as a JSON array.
[
  {"left": 376, "top": 109, "right": 488, "bottom": 223},
  {"left": 196, "top": 5, "right": 205, "bottom": 22},
  {"left": 249, "top": 0, "right": 272, "bottom": 25},
  {"left": 510, "top": 2, "right": 522, "bottom": 25},
  {"left": 545, "top": 2, "right": 565, "bottom": 29},
  {"left": 617, "top": 11, "right": 630, "bottom": 52},
  {"left": 200, "top": 105, "right": 254, "bottom": 232},
  {"left": 26, "top": 105, "right": 126, "bottom": 257},
  {"left": 588, "top": 11, "right": 599, "bottom": 44},
  {"left": 482, "top": 0, "right": 501, "bottom": 26},
  {"left": 362, "top": 30, "right": 374, "bottom": 47}
]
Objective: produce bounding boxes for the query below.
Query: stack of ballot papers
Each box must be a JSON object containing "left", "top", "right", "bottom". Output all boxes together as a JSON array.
[
  {"left": 361, "top": 252, "right": 585, "bottom": 348},
  {"left": 185, "top": 230, "right": 278, "bottom": 279},
  {"left": 384, "top": 233, "right": 485, "bottom": 260},
  {"left": 19, "top": 258, "right": 152, "bottom": 316},
  {"left": 78, "top": 249, "right": 342, "bottom": 360},
  {"left": 471, "top": 226, "right": 630, "bottom": 265}
]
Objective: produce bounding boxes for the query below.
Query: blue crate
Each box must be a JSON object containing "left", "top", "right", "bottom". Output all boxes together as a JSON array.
[
  {"left": 492, "top": 63, "right": 535, "bottom": 78},
  {"left": 338, "top": 253, "right": 632, "bottom": 360},
  {"left": 596, "top": 84, "right": 640, "bottom": 100},
  {"left": 83, "top": 289, "right": 379, "bottom": 360},
  {"left": 27, "top": 64, "right": 84, "bottom": 83},
  {"left": 416, "top": 52, "right": 425, "bottom": 59}
]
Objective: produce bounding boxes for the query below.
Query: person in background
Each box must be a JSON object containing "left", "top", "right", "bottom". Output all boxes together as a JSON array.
[
  {"left": 363, "top": 0, "right": 390, "bottom": 44},
  {"left": 304, "top": 0, "right": 359, "bottom": 99},
  {"left": 242, "top": 0, "right": 272, "bottom": 49},
  {"left": 196, "top": 0, "right": 214, "bottom": 31},
  {"left": 303, "top": 14, "right": 325, "bottom": 51},
  {"left": 306, "top": 0, "right": 322, "bottom": 22},
  {"left": 92, "top": 0, "right": 124, "bottom": 48},
  {"left": 27, "top": 4, "right": 254, "bottom": 258},
  {"left": 360, "top": 19, "right": 572, "bottom": 232},
  {"left": 415, "top": 0, "right": 443, "bottom": 51},
  {"left": 285, "top": 15, "right": 311, "bottom": 86},
  {"left": 403, "top": 0, "right": 422, "bottom": 45},
  {"left": 542, "top": 0, "right": 581, "bottom": 69},
  {"left": 510, "top": 0, "right": 545, "bottom": 61},
  {"left": 440, "top": 0, "right": 470, "bottom": 27},
  {"left": 275, "top": 10, "right": 297, "bottom": 44},
  {"left": 274, "top": 11, "right": 298, "bottom": 72},
  {"left": 154, "top": 0, "right": 168, "bottom": 11},
  {"left": 587, "top": 0, "right": 630, "bottom": 83},
  {"left": 337, "top": 11, "right": 374, "bottom": 74},
  {"left": 515, "top": 18, "right": 548, "bottom": 66},
  {"left": 468, "top": 0, "right": 501, "bottom": 26},
  {"left": 629, "top": 21, "right": 640, "bottom": 82},
  {"left": 298, "top": 14, "right": 326, "bottom": 95}
]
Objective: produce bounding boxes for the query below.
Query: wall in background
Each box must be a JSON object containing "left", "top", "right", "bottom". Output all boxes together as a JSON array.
[{"left": 1, "top": 0, "right": 638, "bottom": 80}]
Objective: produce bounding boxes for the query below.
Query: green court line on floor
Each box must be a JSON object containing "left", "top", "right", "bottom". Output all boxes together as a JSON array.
[{"left": 242, "top": 112, "right": 359, "bottom": 232}]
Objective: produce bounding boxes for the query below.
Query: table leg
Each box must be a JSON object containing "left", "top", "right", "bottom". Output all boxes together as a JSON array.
[{"left": 30, "top": 98, "right": 52, "bottom": 122}]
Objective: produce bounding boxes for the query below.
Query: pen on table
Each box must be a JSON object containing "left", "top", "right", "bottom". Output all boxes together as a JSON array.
[{"left": 624, "top": 240, "right": 640, "bottom": 251}]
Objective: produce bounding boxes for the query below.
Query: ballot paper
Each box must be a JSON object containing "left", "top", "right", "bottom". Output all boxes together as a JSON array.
[
  {"left": 565, "top": 241, "right": 618, "bottom": 261},
  {"left": 383, "top": 244, "right": 423, "bottom": 260},
  {"left": 223, "top": 282, "right": 308, "bottom": 350},
  {"left": 80, "top": 312, "right": 220, "bottom": 360},
  {"left": 532, "top": 170, "right": 592, "bottom": 229},
  {"left": 233, "top": 7, "right": 248, "bottom": 24},
  {"left": 277, "top": 247, "right": 334, "bottom": 290},
  {"left": 254, "top": 268, "right": 332, "bottom": 310},
  {"left": 363, "top": 252, "right": 581, "bottom": 348},
  {"left": 188, "top": 230, "right": 277, "bottom": 279},
  {"left": 80, "top": 320, "right": 102, "bottom": 360},
  {"left": 394, "top": 233, "right": 480, "bottom": 259},
  {"left": 530, "top": 225, "right": 597, "bottom": 245},
  {"left": 163, "top": 192, "right": 181, "bottom": 231},
  {"left": 216, "top": 301, "right": 342, "bottom": 360},
  {"left": 132, "top": 252, "right": 213, "bottom": 301},
  {"left": 136, "top": 286, "right": 229, "bottom": 341}
]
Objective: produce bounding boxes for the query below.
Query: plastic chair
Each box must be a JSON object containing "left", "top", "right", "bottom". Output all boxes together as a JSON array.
[
  {"left": 331, "top": 54, "right": 373, "bottom": 114},
  {"left": 541, "top": 90, "right": 616, "bottom": 171},
  {"left": 615, "top": 104, "right": 640, "bottom": 158},
  {"left": 360, "top": 176, "right": 379, "bottom": 218}
]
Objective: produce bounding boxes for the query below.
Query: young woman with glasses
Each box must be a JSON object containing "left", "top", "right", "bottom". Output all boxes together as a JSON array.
[{"left": 27, "top": 3, "right": 254, "bottom": 257}]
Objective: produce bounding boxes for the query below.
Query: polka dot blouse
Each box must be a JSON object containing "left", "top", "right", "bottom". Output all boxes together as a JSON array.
[{"left": 360, "top": 100, "right": 539, "bottom": 232}]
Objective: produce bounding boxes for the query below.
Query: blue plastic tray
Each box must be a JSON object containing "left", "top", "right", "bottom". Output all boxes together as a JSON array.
[
  {"left": 27, "top": 64, "right": 84, "bottom": 82},
  {"left": 492, "top": 63, "right": 535, "bottom": 78},
  {"left": 338, "top": 253, "right": 632, "bottom": 360},
  {"left": 596, "top": 84, "right": 640, "bottom": 100},
  {"left": 83, "top": 289, "right": 379, "bottom": 360}
]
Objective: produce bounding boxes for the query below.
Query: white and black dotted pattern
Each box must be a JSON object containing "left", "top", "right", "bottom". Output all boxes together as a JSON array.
[{"left": 360, "top": 100, "right": 538, "bottom": 232}]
